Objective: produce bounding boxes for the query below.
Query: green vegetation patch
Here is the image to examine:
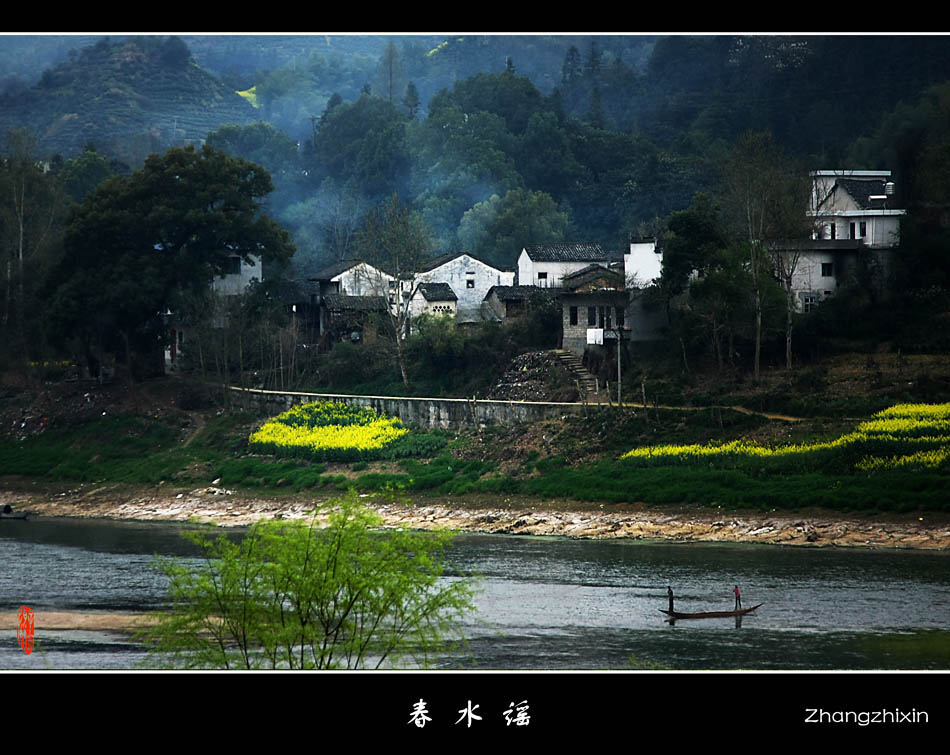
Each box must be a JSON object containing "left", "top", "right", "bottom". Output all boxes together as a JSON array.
[
  {"left": 0, "top": 413, "right": 190, "bottom": 483},
  {"left": 621, "top": 402, "right": 950, "bottom": 475}
]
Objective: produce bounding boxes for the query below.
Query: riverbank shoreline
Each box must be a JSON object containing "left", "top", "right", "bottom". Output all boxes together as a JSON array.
[{"left": 4, "top": 478, "right": 949, "bottom": 551}]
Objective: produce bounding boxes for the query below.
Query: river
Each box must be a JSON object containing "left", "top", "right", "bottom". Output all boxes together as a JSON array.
[{"left": 2, "top": 516, "right": 950, "bottom": 671}]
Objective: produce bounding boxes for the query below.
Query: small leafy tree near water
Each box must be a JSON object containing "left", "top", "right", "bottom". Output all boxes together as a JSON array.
[{"left": 138, "top": 492, "right": 476, "bottom": 669}]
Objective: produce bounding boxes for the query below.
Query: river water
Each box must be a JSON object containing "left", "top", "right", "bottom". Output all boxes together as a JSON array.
[{"left": 2, "top": 516, "right": 950, "bottom": 671}]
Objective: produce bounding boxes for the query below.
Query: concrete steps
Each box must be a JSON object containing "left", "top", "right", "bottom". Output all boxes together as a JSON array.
[{"left": 552, "top": 349, "right": 598, "bottom": 398}]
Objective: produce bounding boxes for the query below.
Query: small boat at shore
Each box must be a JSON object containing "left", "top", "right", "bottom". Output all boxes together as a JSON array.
[
  {"left": 0, "top": 506, "right": 28, "bottom": 521},
  {"left": 660, "top": 604, "right": 762, "bottom": 620}
]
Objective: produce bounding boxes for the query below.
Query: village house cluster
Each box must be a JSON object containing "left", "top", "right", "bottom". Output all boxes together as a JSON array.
[{"left": 166, "top": 170, "right": 904, "bottom": 373}]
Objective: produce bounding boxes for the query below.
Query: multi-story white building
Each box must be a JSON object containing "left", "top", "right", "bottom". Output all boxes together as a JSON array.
[
  {"left": 783, "top": 170, "right": 905, "bottom": 311},
  {"left": 517, "top": 243, "right": 617, "bottom": 288}
]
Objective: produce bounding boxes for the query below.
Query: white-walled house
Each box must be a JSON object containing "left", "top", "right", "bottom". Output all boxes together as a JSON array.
[
  {"left": 414, "top": 252, "right": 514, "bottom": 321},
  {"left": 311, "top": 259, "right": 396, "bottom": 301},
  {"left": 311, "top": 259, "right": 400, "bottom": 346},
  {"left": 780, "top": 170, "right": 905, "bottom": 311},
  {"left": 809, "top": 170, "right": 903, "bottom": 247},
  {"left": 165, "top": 254, "right": 261, "bottom": 370},
  {"left": 517, "top": 243, "right": 618, "bottom": 288},
  {"left": 408, "top": 282, "right": 458, "bottom": 320}
]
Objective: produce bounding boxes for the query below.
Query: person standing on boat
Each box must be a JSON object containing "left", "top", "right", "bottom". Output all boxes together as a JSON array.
[
  {"left": 667, "top": 586, "right": 674, "bottom": 612},
  {"left": 733, "top": 584, "right": 742, "bottom": 610}
]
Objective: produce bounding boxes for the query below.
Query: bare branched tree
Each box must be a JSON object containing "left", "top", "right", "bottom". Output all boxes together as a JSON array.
[
  {"left": 353, "top": 194, "right": 432, "bottom": 387},
  {"left": 723, "top": 131, "right": 810, "bottom": 376}
]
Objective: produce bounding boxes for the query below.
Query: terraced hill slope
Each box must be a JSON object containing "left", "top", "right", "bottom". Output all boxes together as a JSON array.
[{"left": 0, "top": 36, "right": 255, "bottom": 160}]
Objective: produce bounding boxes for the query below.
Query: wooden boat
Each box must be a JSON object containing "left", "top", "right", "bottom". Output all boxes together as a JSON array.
[
  {"left": 0, "top": 509, "right": 28, "bottom": 521},
  {"left": 660, "top": 604, "right": 762, "bottom": 620}
]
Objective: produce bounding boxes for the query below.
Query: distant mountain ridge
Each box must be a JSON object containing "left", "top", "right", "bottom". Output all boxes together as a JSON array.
[{"left": 0, "top": 36, "right": 255, "bottom": 161}]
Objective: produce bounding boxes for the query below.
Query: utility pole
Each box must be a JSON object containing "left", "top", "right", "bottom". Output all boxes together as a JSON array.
[{"left": 617, "top": 331, "right": 622, "bottom": 408}]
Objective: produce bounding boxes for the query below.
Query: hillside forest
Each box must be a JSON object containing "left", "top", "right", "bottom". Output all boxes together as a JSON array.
[{"left": 3, "top": 34, "right": 950, "bottom": 398}]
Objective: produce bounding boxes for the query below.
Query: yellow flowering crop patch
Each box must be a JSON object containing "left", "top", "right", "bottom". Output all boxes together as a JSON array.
[
  {"left": 249, "top": 401, "right": 408, "bottom": 461},
  {"left": 620, "top": 402, "right": 950, "bottom": 472}
]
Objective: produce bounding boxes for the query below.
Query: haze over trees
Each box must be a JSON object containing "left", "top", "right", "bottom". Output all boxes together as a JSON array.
[{"left": 4, "top": 34, "right": 950, "bottom": 382}]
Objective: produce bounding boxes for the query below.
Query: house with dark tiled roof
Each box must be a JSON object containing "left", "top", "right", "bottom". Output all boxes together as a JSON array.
[
  {"left": 318, "top": 293, "right": 389, "bottom": 346},
  {"left": 482, "top": 285, "right": 555, "bottom": 321},
  {"left": 517, "top": 243, "right": 620, "bottom": 288},
  {"left": 413, "top": 252, "right": 515, "bottom": 321},
  {"left": 780, "top": 170, "right": 905, "bottom": 311},
  {"left": 409, "top": 281, "right": 458, "bottom": 320},
  {"left": 554, "top": 238, "right": 665, "bottom": 361},
  {"left": 309, "top": 260, "right": 399, "bottom": 348},
  {"left": 311, "top": 259, "right": 396, "bottom": 300},
  {"left": 559, "top": 265, "right": 628, "bottom": 358}
]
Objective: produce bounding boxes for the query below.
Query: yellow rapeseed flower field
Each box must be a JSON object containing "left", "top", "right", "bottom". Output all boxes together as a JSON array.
[
  {"left": 620, "top": 403, "right": 950, "bottom": 471},
  {"left": 249, "top": 401, "right": 407, "bottom": 459}
]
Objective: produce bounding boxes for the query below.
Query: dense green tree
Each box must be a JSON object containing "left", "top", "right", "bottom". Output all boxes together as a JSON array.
[
  {"left": 517, "top": 111, "right": 585, "bottom": 197},
  {"left": 45, "top": 145, "right": 294, "bottom": 378},
  {"left": 138, "top": 492, "right": 476, "bottom": 669},
  {"left": 427, "top": 71, "right": 547, "bottom": 137},
  {"left": 661, "top": 193, "right": 731, "bottom": 298},
  {"left": 206, "top": 122, "right": 299, "bottom": 182},
  {"left": 561, "top": 45, "right": 582, "bottom": 84},
  {"left": 312, "top": 93, "right": 410, "bottom": 202},
  {"left": 410, "top": 104, "right": 523, "bottom": 248},
  {"left": 375, "top": 40, "right": 406, "bottom": 104},
  {"left": 1, "top": 128, "right": 66, "bottom": 355},
  {"left": 58, "top": 148, "right": 116, "bottom": 205},
  {"left": 160, "top": 35, "right": 191, "bottom": 67},
  {"left": 456, "top": 188, "right": 569, "bottom": 267}
]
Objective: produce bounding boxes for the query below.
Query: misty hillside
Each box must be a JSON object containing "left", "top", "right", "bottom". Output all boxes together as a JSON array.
[
  {"left": 0, "top": 36, "right": 255, "bottom": 161},
  {"left": 6, "top": 34, "right": 950, "bottom": 280}
]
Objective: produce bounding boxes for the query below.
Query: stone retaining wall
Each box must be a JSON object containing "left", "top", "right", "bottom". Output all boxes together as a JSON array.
[{"left": 231, "top": 387, "right": 586, "bottom": 430}]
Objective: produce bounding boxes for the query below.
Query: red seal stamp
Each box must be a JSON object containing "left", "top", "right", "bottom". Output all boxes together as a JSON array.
[{"left": 17, "top": 606, "right": 34, "bottom": 655}]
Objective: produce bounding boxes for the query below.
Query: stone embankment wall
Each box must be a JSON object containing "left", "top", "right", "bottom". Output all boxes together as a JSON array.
[{"left": 231, "top": 387, "right": 586, "bottom": 430}]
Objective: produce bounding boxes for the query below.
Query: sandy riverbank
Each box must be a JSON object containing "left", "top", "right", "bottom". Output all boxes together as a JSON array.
[{"left": 4, "top": 479, "right": 950, "bottom": 551}]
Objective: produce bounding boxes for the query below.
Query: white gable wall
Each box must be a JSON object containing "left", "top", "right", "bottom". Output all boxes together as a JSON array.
[
  {"left": 332, "top": 261, "right": 395, "bottom": 298},
  {"left": 517, "top": 249, "right": 602, "bottom": 288},
  {"left": 624, "top": 239, "right": 662, "bottom": 287},
  {"left": 415, "top": 254, "right": 514, "bottom": 316}
]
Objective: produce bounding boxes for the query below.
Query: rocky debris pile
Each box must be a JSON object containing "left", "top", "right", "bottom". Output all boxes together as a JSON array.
[{"left": 487, "top": 351, "right": 579, "bottom": 402}]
